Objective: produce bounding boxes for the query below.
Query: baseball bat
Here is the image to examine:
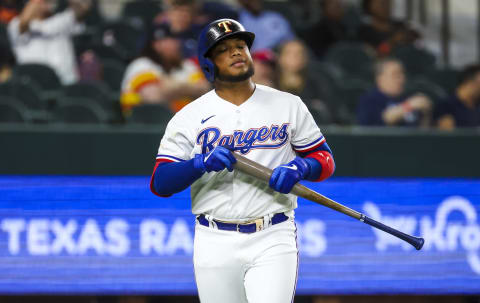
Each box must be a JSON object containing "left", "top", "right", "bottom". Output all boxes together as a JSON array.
[{"left": 232, "top": 153, "right": 425, "bottom": 250}]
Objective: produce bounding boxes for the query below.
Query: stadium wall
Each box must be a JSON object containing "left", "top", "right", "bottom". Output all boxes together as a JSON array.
[{"left": 0, "top": 125, "right": 479, "bottom": 177}]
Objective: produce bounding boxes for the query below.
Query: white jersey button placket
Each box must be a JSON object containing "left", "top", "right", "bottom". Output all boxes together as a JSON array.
[{"left": 235, "top": 109, "right": 241, "bottom": 126}]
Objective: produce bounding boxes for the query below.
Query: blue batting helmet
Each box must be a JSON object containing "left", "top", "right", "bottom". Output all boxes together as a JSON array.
[{"left": 197, "top": 19, "right": 255, "bottom": 82}]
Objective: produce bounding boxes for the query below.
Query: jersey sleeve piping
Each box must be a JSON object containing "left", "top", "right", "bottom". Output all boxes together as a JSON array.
[
  {"left": 156, "top": 154, "right": 187, "bottom": 162},
  {"left": 292, "top": 136, "right": 325, "bottom": 153}
]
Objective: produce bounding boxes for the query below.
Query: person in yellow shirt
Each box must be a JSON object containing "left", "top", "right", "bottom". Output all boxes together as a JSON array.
[{"left": 121, "top": 23, "right": 210, "bottom": 115}]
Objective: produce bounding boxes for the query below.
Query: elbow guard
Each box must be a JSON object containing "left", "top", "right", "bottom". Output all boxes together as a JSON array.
[{"left": 306, "top": 150, "right": 335, "bottom": 181}]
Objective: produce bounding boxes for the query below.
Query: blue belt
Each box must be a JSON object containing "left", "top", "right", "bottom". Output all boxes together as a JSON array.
[{"left": 197, "top": 213, "right": 289, "bottom": 234}]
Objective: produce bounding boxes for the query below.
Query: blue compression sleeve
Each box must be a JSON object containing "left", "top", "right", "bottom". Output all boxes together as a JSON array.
[
  {"left": 304, "top": 157, "right": 322, "bottom": 181},
  {"left": 153, "top": 159, "right": 204, "bottom": 195}
]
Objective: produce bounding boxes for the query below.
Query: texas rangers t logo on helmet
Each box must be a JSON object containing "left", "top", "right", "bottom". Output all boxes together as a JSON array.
[{"left": 218, "top": 21, "right": 232, "bottom": 33}]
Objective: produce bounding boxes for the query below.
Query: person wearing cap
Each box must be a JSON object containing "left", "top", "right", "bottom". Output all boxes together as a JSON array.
[
  {"left": 251, "top": 49, "right": 276, "bottom": 87},
  {"left": 150, "top": 18, "right": 335, "bottom": 302},
  {"left": 120, "top": 23, "right": 209, "bottom": 115}
]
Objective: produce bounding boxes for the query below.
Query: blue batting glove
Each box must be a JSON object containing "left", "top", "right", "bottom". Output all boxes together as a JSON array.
[
  {"left": 269, "top": 157, "right": 310, "bottom": 194},
  {"left": 193, "top": 146, "right": 237, "bottom": 173}
]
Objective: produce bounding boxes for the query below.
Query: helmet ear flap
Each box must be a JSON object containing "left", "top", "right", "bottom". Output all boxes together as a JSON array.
[{"left": 201, "top": 57, "right": 215, "bottom": 82}]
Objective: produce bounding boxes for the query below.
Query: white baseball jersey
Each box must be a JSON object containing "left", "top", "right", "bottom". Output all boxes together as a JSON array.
[
  {"left": 156, "top": 84, "right": 325, "bottom": 222},
  {"left": 8, "top": 10, "right": 80, "bottom": 85}
]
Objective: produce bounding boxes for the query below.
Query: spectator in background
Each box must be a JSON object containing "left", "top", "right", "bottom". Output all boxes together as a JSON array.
[
  {"left": 200, "top": 0, "right": 238, "bottom": 22},
  {"left": 155, "top": 0, "right": 206, "bottom": 58},
  {"left": 0, "top": 0, "right": 23, "bottom": 24},
  {"left": 7, "top": 0, "right": 91, "bottom": 85},
  {"left": 275, "top": 39, "right": 333, "bottom": 123},
  {"left": 120, "top": 24, "right": 209, "bottom": 115},
  {"left": 435, "top": 64, "right": 480, "bottom": 130},
  {"left": 357, "top": 0, "right": 420, "bottom": 57},
  {"left": 302, "top": 0, "right": 348, "bottom": 59},
  {"left": 251, "top": 49, "right": 276, "bottom": 87},
  {"left": 357, "top": 58, "right": 432, "bottom": 127},
  {"left": 238, "top": 0, "right": 295, "bottom": 52},
  {"left": 0, "top": 42, "right": 15, "bottom": 83}
]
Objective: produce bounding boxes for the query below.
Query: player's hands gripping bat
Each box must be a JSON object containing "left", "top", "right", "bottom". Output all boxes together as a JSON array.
[
  {"left": 269, "top": 157, "right": 310, "bottom": 194},
  {"left": 193, "top": 146, "right": 237, "bottom": 173},
  {"left": 232, "top": 152, "right": 425, "bottom": 250}
]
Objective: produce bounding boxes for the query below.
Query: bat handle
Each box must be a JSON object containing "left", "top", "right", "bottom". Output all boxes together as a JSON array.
[{"left": 360, "top": 214, "right": 425, "bottom": 250}]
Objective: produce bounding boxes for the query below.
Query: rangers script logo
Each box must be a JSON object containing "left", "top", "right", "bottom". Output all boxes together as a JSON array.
[{"left": 196, "top": 124, "right": 290, "bottom": 154}]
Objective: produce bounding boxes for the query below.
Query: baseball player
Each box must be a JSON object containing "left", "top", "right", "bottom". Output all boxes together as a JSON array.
[{"left": 150, "top": 19, "right": 335, "bottom": 303}]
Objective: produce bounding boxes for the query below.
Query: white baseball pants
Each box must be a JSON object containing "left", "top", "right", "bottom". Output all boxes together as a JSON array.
[{"left": 193, "top": 219, "right": 298, "bottom": 303}]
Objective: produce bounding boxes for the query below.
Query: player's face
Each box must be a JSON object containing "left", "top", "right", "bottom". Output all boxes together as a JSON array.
[{"left": 210, "top": 38, "right": 254, "bottom": 82}]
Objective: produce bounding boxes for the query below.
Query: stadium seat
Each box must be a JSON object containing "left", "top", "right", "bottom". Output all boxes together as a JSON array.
[
  {"left": 405, "top": 77, "right": 448, "bottom": 104},
  {"left": 72, "top": 29, "right": 97, "bottom": 55},
  {"left": 303, "top": 73, "right": 337, "bottom": 114},
  {"left": 325, "top": 42, "right": 374, "bottom": 79},
  {"left": 310, "top": 61, "right": 344, "bottom": 93},
  {"left": 310, "top": 61, "right": 343, "bottom": 82},
  {"left": 0, "top": 98, "right": 31, "bottom": 123},
  {"left": 0, "top": 80, "right": 50, "bottom": 122},
  {"left": 61, "top": 82, "right": 113, "bottom": 107},
  {"left": 307, "top": 62, "right": 364, "bottom": 124},
  {"left": 127, "top": 104, "right": 174, "bottom": 126},
  {"left": 60, "top": 82, "right": 122, "bottom": 122},
  {"left": 393, "top": 46, "right": 436, "bottom": 77},
  {"left": 102, "top": 59, "right": 126, "bottom": 91},
  {"left": 0, "top": 24, "right": 8, "bottom": 45},
  {"left": 121, "top": 0, "right": 162, "bottom": 26},
  {"left": 0, "top": 82, "right": 11, "bottom": 97},
  {"left": 12, "top": 63, "right": 62, "bottom": 93},
  {"left": 342, "top": 4, "right": 363, "bottom": 38},
  {"left": 2, "top": 79, "right": 48, "bottom": 110},
  {"left": 93, "top": 19, "right": 146, "bottom": 61},
  {"left": 89, "top": 43, "right": 126, "bottom": 63},
  {"left": 336, "top": 78, "right": 374, "bottom": 116},
  {"left": 309, "top": 102, "right": 334, "bottom": 125},
  {"left": 51, "top": 98, "right": 109, "bottom": 124},
  {"left": 202, "top": 1, "right": 239, "bottom": 20},
  {"left": 262, "top": 1, "right": 303, "bottom": 30},
  {"left": 426, "top": 68, "right": 459, "bottom": 95},
  {"left": 56, "top": 0, "right": 103, "bottom": 26}
]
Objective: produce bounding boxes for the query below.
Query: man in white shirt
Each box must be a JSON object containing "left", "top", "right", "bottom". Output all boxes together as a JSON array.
[{"left": 8, "top": 0, "right": 91, "bottom": 85}]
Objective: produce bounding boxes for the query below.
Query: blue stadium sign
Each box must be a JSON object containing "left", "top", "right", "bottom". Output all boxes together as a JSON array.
[{"left": 0, "top": 176, "right": 479, "bottom": 294}]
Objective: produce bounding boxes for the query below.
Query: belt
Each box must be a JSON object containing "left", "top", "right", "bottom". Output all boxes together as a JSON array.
[{"left": 197, "top": 213, "right": 289, "bottom": 234}]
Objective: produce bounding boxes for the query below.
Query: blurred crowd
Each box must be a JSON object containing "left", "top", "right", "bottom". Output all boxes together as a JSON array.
[{"left": 0, "top": 0, "right": 479, "bottom": 130}]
